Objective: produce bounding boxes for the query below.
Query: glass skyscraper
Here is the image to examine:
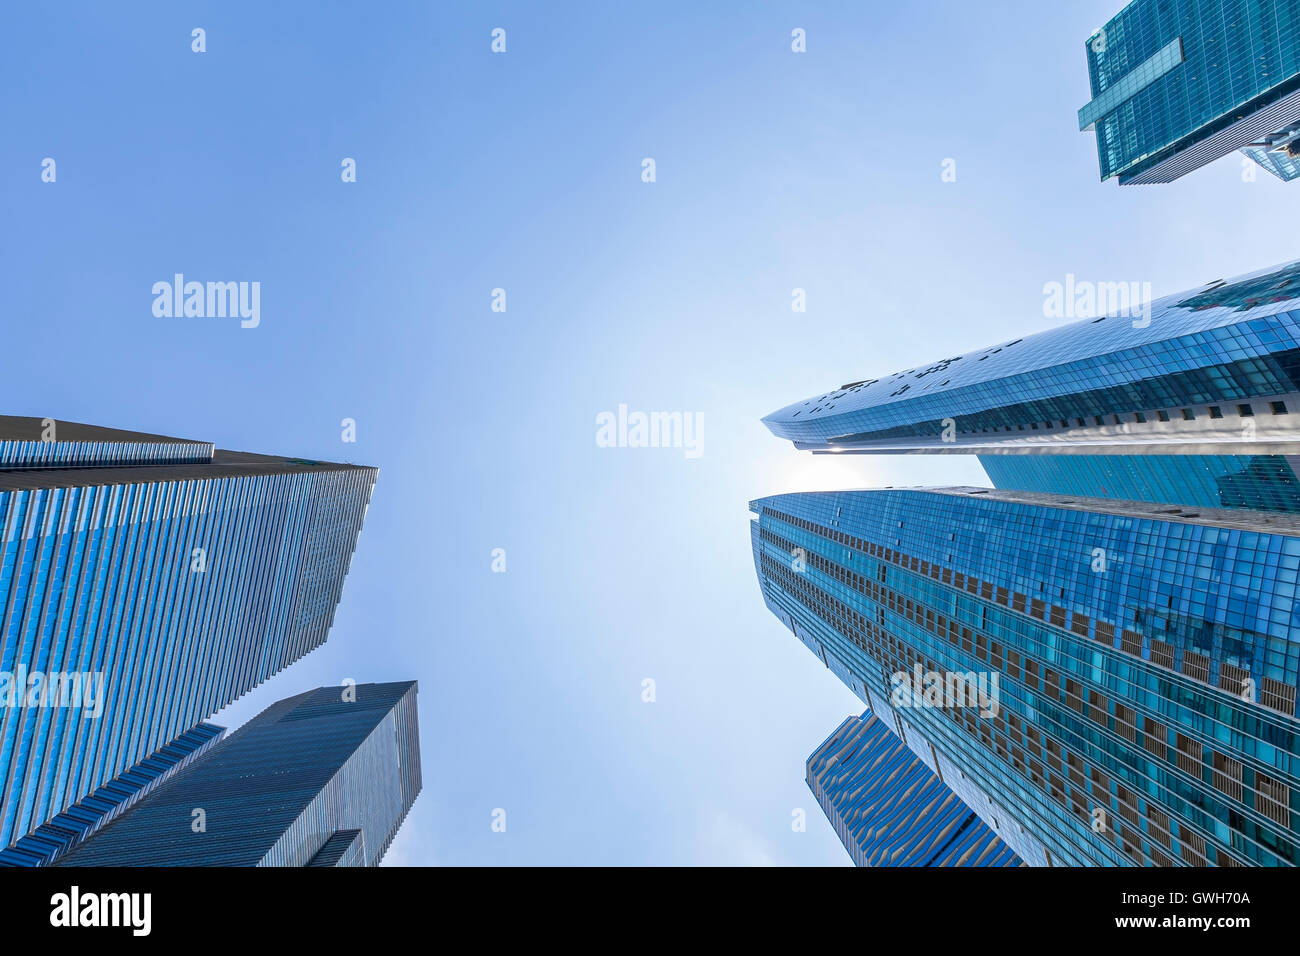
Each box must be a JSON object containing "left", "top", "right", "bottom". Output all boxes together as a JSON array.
[
  {"left": 1079, "top": 0, "right": 1300, "bottom": 184},
  {"left": 756, "top": 260, "right": 1300, "bottom": 866},
  {"left": 808, "top": 710, "right": 1021, "bottom": 866},
  {"left": 0, "top": 722, "right": 225, "bottom": 866},
  {"left": 52, "top": 681, "right": 421, "bottom": 866},
  {"left": 0, "top": 418, "right": 377, "bottom": 858}
]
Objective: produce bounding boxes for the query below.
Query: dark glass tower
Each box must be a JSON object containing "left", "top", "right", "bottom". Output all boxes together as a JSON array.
[
  {"left": 809, "top": 710, "right": 1021, "bottom": 866},
  {"left": 0, "top": 723, "right": 225, "bottom": 866},
  {"left": 757, "top": 259, "right": 1300, "bottom": 866},
  {"left": 0, "top": 418, "right": 377, "bottom": 855},
  {"left": 1079, "top": 0, "right": 1300, "bottom": 184},
  {"left": 53, "top": 682, "right": 421, "bottom": 867}
]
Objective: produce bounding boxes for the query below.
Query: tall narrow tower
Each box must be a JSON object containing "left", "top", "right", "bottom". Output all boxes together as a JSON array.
[{"left": 0, "top": 418, "right": 377, "bottom": 853}]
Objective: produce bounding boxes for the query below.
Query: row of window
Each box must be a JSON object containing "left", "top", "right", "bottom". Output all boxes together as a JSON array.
[
  {"left": 761, "top": 545, "right": 1273, "bottom": 866},
  {"left": 961, "top": 398, "right": 1290, "bottom": 436},
  {"left": 763, "top": 505, "right": 1298, "bottom": 716},
  {"left": 759, "top": 509, "right": 1300, "bottom": 865},
  {"left": 763, "top": 548, "right": 1209, "bottom": 865}
]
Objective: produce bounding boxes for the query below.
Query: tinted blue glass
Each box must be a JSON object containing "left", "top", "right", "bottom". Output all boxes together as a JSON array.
[
  {"left": 808, "top": 710, "right": 1021, "bottom": 866},
  {"left": 751, "top": 490, "right": 1300, "bottom": 866},
  {"left": 54, "top": 682, "right": 421, "bottom": 867},
  {"left": 0, "top": 428, "right": 378, "bottom": 852}
]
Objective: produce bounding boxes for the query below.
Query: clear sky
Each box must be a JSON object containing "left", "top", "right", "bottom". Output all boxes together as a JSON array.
[{"left": 4, "top": 1, "right": 1298, "bottom": 865}]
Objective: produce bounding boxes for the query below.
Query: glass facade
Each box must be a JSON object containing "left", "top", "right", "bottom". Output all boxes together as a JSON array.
[
  {"left": 54, "top": 682, "right": 422, "bottom": 867},
  {"left": 751, "top": 489, "right": 1300, "bottom": 866},
  {"left": 0, "top": 722, "right": 224, "bottom": 866},
  {"left": 763, "top": 259, "right": 1300, "bottom": 453},
  {"left": 979, "top": 454, "right": 1300, "bottom": 513},
  {"left": 808, "top": 709, "right": 1021, "bottom": 866},
  {"left": 1080, "top": 0, "right": 1300, "bottom": 183},
  {"left": 0, "top": 419, "right": 378, "bottom": 854}
]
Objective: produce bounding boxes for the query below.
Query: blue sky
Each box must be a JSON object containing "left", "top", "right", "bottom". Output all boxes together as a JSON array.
[{"left": 4, "top": 1, "right": 1298, "bottom": 865}]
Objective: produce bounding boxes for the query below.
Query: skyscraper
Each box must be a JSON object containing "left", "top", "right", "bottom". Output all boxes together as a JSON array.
[
  {"left": 0, "top": 418, "right": 377, "bottom": 855},
  {"left": 763, "top": 259, "right": 1300, "bottom": 462},
  {"left": 808, "top": 710, "right": 1021, "bottom": 867},
  {"left": 1079, "top": 0, "right": 1300, "bottom": 184},
  {"left": 52, "top": 682, "right": 421, "bottom": 866},
  {"left": 762, "top": 259, "right": 1300, "bottom": 514},
  {"left": 755, "top": 260, "right": 1300, "bottom": 866},
  {"left": 754, "top": 490, "right": 1299, "bottom": 866},
  {"left": 0, "top": 723, "right": 225, "bottom": 867}
]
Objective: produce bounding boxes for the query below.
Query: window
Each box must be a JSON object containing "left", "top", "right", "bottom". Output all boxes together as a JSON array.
[
  {"left": 1091, "top": 767, "right": 1110, "bottom": 799},
  {"left": 1218, "top": 663, "right": 1249, "bottom": 696},
  {"left": 1143, "top": 716, "right": 1167, "bottom": 760},
  {"left": 1094, "top": 620, "right": 1115, "bottom": 645},
  {"left": 1181, "top": 650, "right": 1210, "bottom": 683},
  {"left": 1257, "top": 774, "right": 1290, "bottom": 827},
  {"left": 1180, "top": 830, "right": 1208, "bottom": 866},
  {"left": 1261, "top": 677, "right": 1297, "bottom": 716},
  {"left": 1212, "top": 752, "right": 1243, "bottom": 802},
  {"left": 1208, "top": 405, "right": 1223, "bottom": 419},
  {"left": 1181, "top": 408, "right": 1195, "bottom": 421},
  {"left": 1271, "top": 401, "right": 1289, "bottom": 415},
  {"left": 1157, "top": 410, "right": 1170, "bottom": 422},
  {"left": 1044, "top": 668, "right": 1060, "bottom": 695},
  {"left": 1088, "top": 690, "right": 1109, "bottom": 726},
  {"left": 1119, "top": 824, "right": 1142, "bottom": 862},
  {"left": 1116, "top": 786, "right": 1139, "bottom": 826},
  {"left": 1175, "top": 732, "right": 1202, "bottom": 775},
  {"left": 1064, "top": 678, "right": 1084, "bottom": 712},
  {"left": 1114, "top": 703, "right": 1137, "bottom": 742},
  {"left": 1149, "top": 639, "right": 1175, "bottom": 669},
  {"left": 1148, "top": 807, "right": 1172, "bottom": 849},
  {"left": 1238, "top": 404, "right": 1255, "bottom": 417}
]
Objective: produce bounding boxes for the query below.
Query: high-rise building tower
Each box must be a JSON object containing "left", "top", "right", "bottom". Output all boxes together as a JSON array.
[
  {"left": 0, "top": 418, "right": 377, "bottom": 855},
  {"left": 52, "top": 682, "right": 421, "bottom": 866},
  {"left": 762, "top": 259, "right": 1300, "bottom": 513},
  {"left": 1079, "top": 0, "right": 1300, "bottom": 184},
  {"left": 808, "top": 710, "right": 1021, "bottom": 866},
  {"left": 753, "top": 490, "right": 1299, "bottom": 866},
  {"left": 756, "top": 259, "right": 1300, "bottom": 866}
]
